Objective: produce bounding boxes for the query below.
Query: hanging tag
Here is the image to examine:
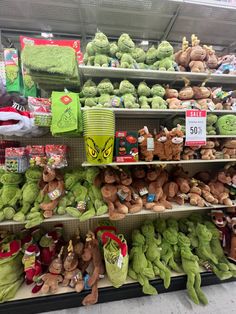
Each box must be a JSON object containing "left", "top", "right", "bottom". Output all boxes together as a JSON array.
[
  {"left": 48, "top": 188, "right": 61, "bottom": 200},
  {"left": 208, "top": 102, "right": 215, "bottom": 111},
  {"left": 147, "top": 194, "right": 155, "bottom": 202},
  {"left": 185, "top": 110, "right": 206, "bottom": 146},
  {"left": 117, "top": 252, "right": 123, "bottom": 269},
  {"left": 132, "top": 192, "right": 139, "bottom": 200},
  {"left": 117, "top": 189, "right": 128, "bottom": 202},
  {"left": 139, "top": 187, "right": 148, "bottom": 196},
  {"left": 147, "top": 138, "right": 154, "bottom": 151},
  {"left": 77, "top": 201, "right": 87, "bottom": 212}
]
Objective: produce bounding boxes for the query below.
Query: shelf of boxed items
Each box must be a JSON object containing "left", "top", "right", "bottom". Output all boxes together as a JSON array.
[
  {"left": 79, "top": 65, "right": 236, "bottom": 87},
  {"left": 82, "top": 158, "right": 236, "bottom": 167},
  {"left": 81, "top": 108, "right": 235, "bottom": 118},
  {"left": 1, "top": 203, "right": 235, "bottom": 228},
  {"left": 2, "top": 270, "right": 235, "bottom": 314}
]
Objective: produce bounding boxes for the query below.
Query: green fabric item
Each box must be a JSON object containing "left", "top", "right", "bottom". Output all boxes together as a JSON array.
[
  {"left": 51, "top": 91, "right": 82, "bottom": 136},
  {"left": 0, "top": 247, "right": 24, "bottom": 302},
  {"left": 22, "top": 45, "right": 77, "bottom": 77},
  {"left": 103, "top": 234, "right": 128, "bottom": 288}
]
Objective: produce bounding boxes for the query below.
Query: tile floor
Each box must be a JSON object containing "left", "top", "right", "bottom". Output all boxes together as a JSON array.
[{"left": 45, "top": 282, "right": 236, "bottom": 314}]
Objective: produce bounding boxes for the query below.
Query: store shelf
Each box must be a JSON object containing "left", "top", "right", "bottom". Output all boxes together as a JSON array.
[
  {"left": 1, "top": 271, "right": 235, "bottom": 314},
  {"left": 82, "top": 158, "right": 236, "bottom": 167},
  {"left": 1, "top": 202, "right": 235, "bottom": 227},
  {"left": 81, "top": 108, "right": 235, "bottom": 119},
  {"left": 79, "top": 65, "right": 236, "bottom": 86}
]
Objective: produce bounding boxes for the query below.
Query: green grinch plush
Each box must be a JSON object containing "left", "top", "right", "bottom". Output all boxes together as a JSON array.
[
  {"left": 161, "top": 227, "right": 183, "bottom": 273},
  {"left": 83, "top": 42, "right": 95, "bottom": 66},
  {"left": 146, "top": 45, "right": 157, "bottom": 66},
  {"left": 150, "top": 84, "right": 167, "bottom": 109},
  {"left": 207, "top": 114, "right": 218, "bottom": 135},
  {"left": 65, "top": 182, "right": 88, "bottom": 218},
  {"left": 110, "top": 42, "right": 119, "bottom": 58},
  {"left": 119, "top": 80, "right": 139, "bottom": 108},
  {"left": 216, "top": 114, "right": 236, "bottom": 135},
  {"left": 97, "top": 79, "right": 114, "bottom": 107},
  {"left": 173, "top": 117, "right": 186, "bottom": 134},
  {"left": 80, "top": 80, "right": 98, "bottom": 107},
  {"left": 204, "top": 221, "right": 236, "bottom": 276},
  {"left": 116, "top": 34, "right": 136, "bottom": 68},
  {"left": 137, "top": 81, "right": 151, "bottom": 109},
  {"left": 128, "top": 229, "right": 157, "bottom": 295},
  {"left": 88, "top": 184, "right": 108, "bottom": 216},
  {"left": 152, "top": 41, "right": 175, "bottom": 71},
  {"left": 92, "top": 32, "right": 110, "bottom": 67},
  {"left": 141, "top": 222, "right": 171, "bottom": 289},
  {"left": 0, "top": 173, "right": 23, "bottom": 221},
  {"left": 13, "top": 167, "right": 42, "bottom": 222},
  {"left": 132, "top": 48, "right": 147, "bottom": 69},
  {"left": 154, "top": 218, "right": 167, "bottom": 234},
  {"left": 195, "top": 223, "right": 232, "bottom": 280},
  {"left": 178, "top": 232, "right": 208, "bottom": 305}
]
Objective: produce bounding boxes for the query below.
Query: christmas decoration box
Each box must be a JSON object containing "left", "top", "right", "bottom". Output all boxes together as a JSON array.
[{"left": 114, "top": 131, "right": 139, "bottom": 162}]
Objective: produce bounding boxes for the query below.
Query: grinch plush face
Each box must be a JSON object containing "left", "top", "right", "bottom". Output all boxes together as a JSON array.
[
  {"left": 157, "top": 41, "right": 174, "bottom": 59},
  {"left": 119, "top": 80, "right": 135, "bottom": 94},
  {"left": 196, "top": 224, "right": 212, "bottom": 242},
  {"left": 97, "top": 79, "right": 114, "bottom": 95},
  {"left": 82, "top": 80, "right": 97, "bottom": 97},
  {"left": 217, "top": 115, "right": 236, "bottom": 134},
  {"left": 132, "top": 229, "right": 145, "bottom": 245},
  {"left": 137, "top": 82, "right": 151, "bottom": 97},
  {"left": 151, "top": 84, "right": 165, "bottom": 97},
  {"left": 1, "top": 173, "right": 22, "bottom": 185},
  {"left": 131, "top": 48, "right": 146, "bottom": 63},
  {"left": 93, "top": 32, "right": 110, "bottom": 54},
  {"left": 178, "top": 232, "right": 191, "bottom": 248},
  {"left": 118, "top": 34, "right": 135, "bottom": 53},
  {"left": 163, "top": 228, "right": 178, "bottom": 245},
  {"left": 146, "top": 46, "right": 157, "bottom": 64},
  {"left": 25, "top": 167, "right": 42, "bottom": 182}
]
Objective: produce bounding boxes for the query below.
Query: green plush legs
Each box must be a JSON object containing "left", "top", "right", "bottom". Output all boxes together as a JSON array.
[
  {"left": 65, "top": 206, "right": 82, "bottom": 218},
  {"left": 123, "top": 94, "right": 139, "bottom": 109},
  {"left": 79, "top": 200, "right": 96, "bottom": 221},
  {"left": 150, "top": 96, "right": 167, "bottom": 109},
  {"left": 90, "top": 185, "right": 108, "bottom": 216},
  {"left": 139, "top": 96, "right": 150, "bottom": 109}
]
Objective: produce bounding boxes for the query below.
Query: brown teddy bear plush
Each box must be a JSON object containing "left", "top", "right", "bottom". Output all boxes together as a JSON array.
[
  {"left": 221, "top": 139, "right": 236, "bottom": 159},
  {"left": 163, "top": 181, "right": 186, "bottom": 205},
  {"left": 138, "top": 126, "right": 154, "bottom": 162},
  {"left": 182, "top": 146, "right": 200, "bottom": 160},
  {"left": 62, "top": 241, "right": 84, "bottom": 293},
  {"left": 81, "top": 232, "right": 104, "bottom": 306},
  {"left": 200, "top": 141, "right": 216, "bottom": 160},
  {"left": 172, "top": 166, "right": 191, "bottom": 194},
  {"left": 204, "top": 45, "right": 218, "bottom": 70},
  {"left": 41, "top": 247, "right": 64, "bottom": 294},
  {"left": 192, "top": 86, "right": 215, "bottom": 110},
  {"left": 189, "top": 35, "right": 206, "bottom": 72},
  {"left": 208, "top": 177, "right": 233, "bottom": 206},
  {"left": 165, "top": 87, "right": 182, "bottom": 109},
  {"left": 178, "top": 85, "right": 196, "bottom": 109},
  {"left": 174, "top": 37, "right": 191, "bottom": 71},
  {"left": 39, "top": 167, "right": 65, "bottom": 218}
]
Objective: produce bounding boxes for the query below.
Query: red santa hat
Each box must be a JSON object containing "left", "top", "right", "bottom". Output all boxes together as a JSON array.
[{"left": 25, "top": 244, "right": 40, "bottom": 257}]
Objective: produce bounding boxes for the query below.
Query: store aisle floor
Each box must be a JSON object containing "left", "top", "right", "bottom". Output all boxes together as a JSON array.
[{"left": 45, "top": 282, "right": 236, "bottom": 314}]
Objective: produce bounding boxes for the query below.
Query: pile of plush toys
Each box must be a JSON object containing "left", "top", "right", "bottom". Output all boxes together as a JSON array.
[
  {"left": 1, "top": 211, "right": 236, "bottom": 306},
  {"left": 128, "top": 211, "right": 236, "bottom": 305},
  {"left": 83, "top": 32, "right": 175, "bottom": 70},
  {"left": 137, "top": 125, "right": 236, "bottom": 162},
  {"left": 83, "top": 31, "right": 236, "bottom": 74},
  {"left": 0, "top": 224, "right": 105, "bottom": 305},
  {"left": 80, "top": 79, "right": 236, "bottom": 111},
  {"left": 94, "top": 164, "right": 235, "bottom": 220}
]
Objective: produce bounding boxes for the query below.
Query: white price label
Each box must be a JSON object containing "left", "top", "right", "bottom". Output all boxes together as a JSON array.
[{"left": 185, "top": 110, "right": 206, "bottom": 146}]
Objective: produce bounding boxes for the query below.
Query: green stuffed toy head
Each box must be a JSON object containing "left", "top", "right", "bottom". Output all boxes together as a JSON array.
[
  {"left": 178, "top": 232, "right": 191, "bottom": 248},
  {"left": 82, "top": 80, "right": 97, "bottom": 98},
  {"left": 207, "top": 114, "right": 218, "bottom": 135},
  {"left": 154, "top": 218, "right": 167, "bottom": 234},
  {"left": 146, "top": 45, "right": 157, "bottom": 65},
  {"left": 119, "top": 80, "right": 136, "bottom": 95},
  {"left": 163, "top": 227, "right": 178, "bottom": 245},
  {"left": 156, "top": 41, "right": 174, "bottom": 59},
  {"left": 117, "top": 33, "right": 135, "bottom": 53},
  {"left": 131, "top": 47, "right": 146, "bottom": 63},
  {"left": 217, "top": 114, "right": 236, "bottom": 135},
  {"left": 137, "top": 81, "right": 151, "bottom": 97},
  {"left": 25, "top": 167, "right": 42, "bottom": 182},
  {"left": 132, "top": 229, "right": 145, "bottom": 246},
  {"left": 93, "top": 32, "right": 110, "bottom": 54},
  {"left": 97, "top": 79, "right": 114, "bottom": 95},
  {"left": 166, "top": 217, "right": 179, "bottom": 231},
  {"left": 151, "top": 84, "right": 165, "bottom": 97},
  {"left": 196, "top": 223, "right": 212, "bottom": 242},
  {"left": 1, "top": 173, "right": 22, "bottom": 186}
]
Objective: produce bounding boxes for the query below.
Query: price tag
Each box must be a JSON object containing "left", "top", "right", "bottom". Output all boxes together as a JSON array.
[{"left": 185, "top": 110, "right": 206, "bottom": 146}]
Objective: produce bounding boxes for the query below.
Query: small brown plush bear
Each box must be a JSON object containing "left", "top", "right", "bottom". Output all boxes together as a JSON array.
[
  {"left": 41, "top": 247, "right": 64, "bottom": 294},
  {"left": 189, "top": 35, "right": 206, "bottom": 72},
  {"left": 222, "top": 139, "right": 236, "bottom": 159},
  {"left": 165, "top": 87, "right": 182, "bottom": 109},
  {"left": 200, "top": 141, "right": 216, "bottom": 160}
]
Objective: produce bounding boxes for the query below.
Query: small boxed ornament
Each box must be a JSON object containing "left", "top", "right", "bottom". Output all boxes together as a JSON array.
[{"left": 114, "top": 131, "right": 139, "bottom": 162}]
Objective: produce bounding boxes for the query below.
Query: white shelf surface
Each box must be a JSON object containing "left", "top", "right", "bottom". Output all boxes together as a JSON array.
[
  {"left": 82, "top": 158, "right": 236, "bottom": 167},
  {"left": 79, "top": 65, "right": 236, "bottom": 86},
  {"left": 1, "top": 202, "right": 235, "bottom": 227},
  {"left": 81, "top": 107, "right": 235, "bottom": 118}
]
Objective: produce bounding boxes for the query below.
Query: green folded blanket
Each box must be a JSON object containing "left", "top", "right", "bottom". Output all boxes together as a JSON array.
[
  {"left": 22, "top": 45, "right": 77, "bottom": 77},
  {"left": 51, "top": 91, "right": 83, "bottom": 136}
]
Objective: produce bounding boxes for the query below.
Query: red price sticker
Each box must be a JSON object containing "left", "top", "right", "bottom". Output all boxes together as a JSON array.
[{"left": 185, "top": 110, "right": 206, "bottom": 146}]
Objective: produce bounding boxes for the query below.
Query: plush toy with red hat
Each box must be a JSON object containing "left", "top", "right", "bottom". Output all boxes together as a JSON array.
[
  {"left": 39, "top": 231, "right": 58, "bottom": 269},
  {"left": 22, "top": 243, "right": 43, "bottom": 293}
]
